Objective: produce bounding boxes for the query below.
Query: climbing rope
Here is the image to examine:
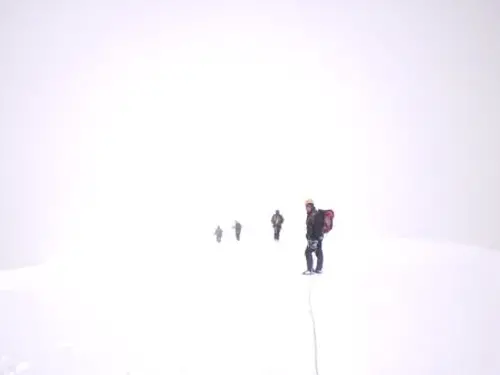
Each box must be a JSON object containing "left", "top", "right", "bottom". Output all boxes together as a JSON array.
[{"left": 308, "top": 281, "right": 320, "bottom": 375}]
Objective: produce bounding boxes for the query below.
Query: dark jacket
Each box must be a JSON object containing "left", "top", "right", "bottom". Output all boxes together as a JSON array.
[
  {"left": 306, "top": 208, "right": 324, "bottom": 240},
  {"left": 271, "top": 213, "right": 284, "bottom": 227},
  {"left": 214, "top": 227, "right": 223, "bottom": 237},
  {"left": 233, "top": 222, "right": 242, "bottom": 232}
]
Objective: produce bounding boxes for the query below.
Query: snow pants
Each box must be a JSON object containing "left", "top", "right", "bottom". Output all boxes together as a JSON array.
[
  {"left": 305, "top": 239, "right": 323, "bottom": 272},
  {"left": 274, "top": 226, "right": 281, "bottom": 241}
]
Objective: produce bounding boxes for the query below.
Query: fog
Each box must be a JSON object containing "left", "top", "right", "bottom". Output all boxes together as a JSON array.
[
  {"left": 2, "top": 2, "right": 500, "bottom": 371},
  {"left": 1, "top": 2, "right": 500, "bottom": 370},
  {"left": 2, "top": 1, "right": 499, "bottom": 269}
]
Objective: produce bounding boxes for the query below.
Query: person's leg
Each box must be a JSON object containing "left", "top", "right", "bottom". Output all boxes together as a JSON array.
[
  {"left": 305, "top": 246, "right": 314, "bottom": 272},
  {"left": 315, "top": 240, "right": 324, "bottom": 272}
]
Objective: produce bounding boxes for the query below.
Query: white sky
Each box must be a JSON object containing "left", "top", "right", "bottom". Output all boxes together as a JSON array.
[{"left": 1, "top": 0, "right": 500, "bottom": 264}]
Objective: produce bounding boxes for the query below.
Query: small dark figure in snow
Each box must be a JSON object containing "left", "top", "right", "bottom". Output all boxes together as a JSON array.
[
  {"left": 214, "top": 226, "right": 223, "bottom": 243},
  {"left": 303, "top": 199, "right": 324, "bottom": 275},
  {"left": 271, "top": 209, "right": 284, "bottom": 241},
  {"left": 233, "top": 221, "right": 242, "bottom": 241}
]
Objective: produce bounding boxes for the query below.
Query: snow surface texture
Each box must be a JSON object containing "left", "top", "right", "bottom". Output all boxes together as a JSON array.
[{"left": 1, "top": 237, "right": 500, "bottom": 375}]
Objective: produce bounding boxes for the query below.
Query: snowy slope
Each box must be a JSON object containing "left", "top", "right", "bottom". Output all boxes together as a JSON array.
[
  {"left": 1, "top": 237, "right": 500, "bottom": 374},
  {"left": 313, "top": 238, "right": 500, "bottom": 375}
]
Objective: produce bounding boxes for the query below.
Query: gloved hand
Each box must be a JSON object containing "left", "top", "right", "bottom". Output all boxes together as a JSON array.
[{"left": 308, "top": 239, "right": 319, "bottom": 250}]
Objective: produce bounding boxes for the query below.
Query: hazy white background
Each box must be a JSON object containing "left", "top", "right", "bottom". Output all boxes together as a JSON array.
[
  {"left": 1, "top": 2, "right": 500, "bottom": 372},
  {"left": 1, "top": 2, "right": 499, "bottom": 258}
]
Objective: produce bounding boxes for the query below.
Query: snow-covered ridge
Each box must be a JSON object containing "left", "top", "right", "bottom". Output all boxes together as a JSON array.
[{"left": 0, "top": 237, "right": 499, "bottom": 374}]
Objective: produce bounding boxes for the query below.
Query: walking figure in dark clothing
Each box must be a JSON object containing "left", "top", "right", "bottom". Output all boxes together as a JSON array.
[
  {"left": 271, "top": 210, "right": 284, "bottom": 241},
  {"left": 233, "top": 221, "right": 242, "bottom": 241},
  {"left": 214, "top": 226, "right": 223, "bottom": 243},
  {"left": 303, "top": 199, "right": 324, "bottom": 275}
]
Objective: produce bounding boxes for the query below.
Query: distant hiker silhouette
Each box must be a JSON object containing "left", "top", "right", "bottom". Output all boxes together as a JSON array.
[
  {"left": 233, "top": 221, "right": 242, "bottom": 241},
  {"left": 271, "top": 209, "right": 284, "bottom": 241},
  {"left": 214, "top": 226, "right": 223, "bottom": 243}
]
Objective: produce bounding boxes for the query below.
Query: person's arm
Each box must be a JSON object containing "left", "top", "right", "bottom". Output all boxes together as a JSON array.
[{"left": 306, "top": 219, "right": 313, "bottom": 239}]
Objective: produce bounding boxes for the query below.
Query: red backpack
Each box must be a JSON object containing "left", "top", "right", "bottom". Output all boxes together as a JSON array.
[{"left": 321, "top": 209, "right": 335, "bottom": 234}]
